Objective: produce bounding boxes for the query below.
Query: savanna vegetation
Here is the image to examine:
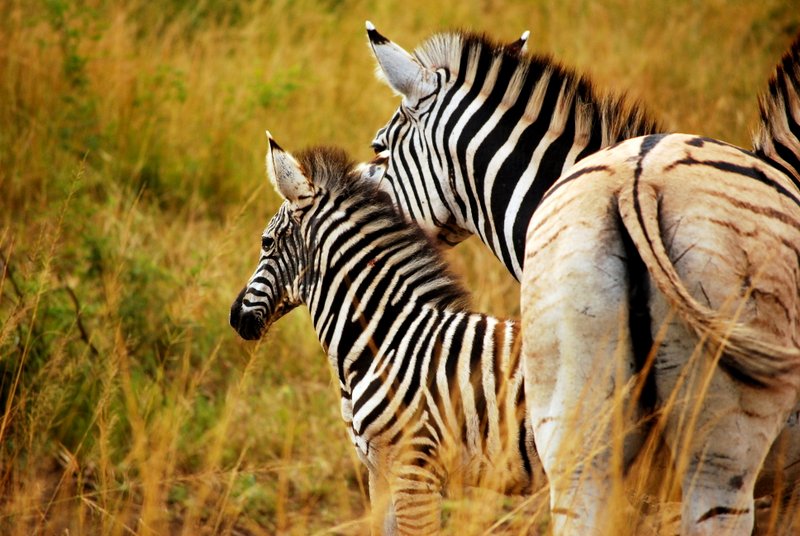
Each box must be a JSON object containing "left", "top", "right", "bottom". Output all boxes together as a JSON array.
[{"left": 1, "top": 0, "right": 799, "bottom": 534}]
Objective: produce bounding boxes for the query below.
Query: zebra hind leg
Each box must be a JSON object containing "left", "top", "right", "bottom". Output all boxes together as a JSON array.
[
  {"left": 521, "top": 188, "right": 647, "bottom": 534},
  {"left": 671, "top": 374, "right": 795, "bottom": 536}
]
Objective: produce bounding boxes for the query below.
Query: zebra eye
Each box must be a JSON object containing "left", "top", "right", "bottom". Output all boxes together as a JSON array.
[
  {"left": 261, "top": 236, "right": 275, "bottom": 251},
  {"left": 371, "top": 141, "right": 387, "bottom": 154}
]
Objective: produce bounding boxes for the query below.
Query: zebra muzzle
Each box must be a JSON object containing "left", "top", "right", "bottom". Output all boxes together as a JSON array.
[{"left": 229, "top": 289, "right": 267, "bottom": 341}]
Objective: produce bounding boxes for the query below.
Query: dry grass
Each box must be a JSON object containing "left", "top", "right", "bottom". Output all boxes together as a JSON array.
[{"left": 1, "top": 0, "right": 799, "bottom": 533}]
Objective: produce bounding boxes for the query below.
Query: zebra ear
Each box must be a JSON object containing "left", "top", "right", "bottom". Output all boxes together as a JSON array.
[
  {"left": 265, "top": 132, "right": 315, "bottom": 207},
  {"left": 366, "top": 21, "right": 435, "bottom": 102},
  {"left": 356, "top": 151, "right": 389, "bottom": 184},
  {"left": 507, "top": 30, "right": 530, "bottom": 57}
]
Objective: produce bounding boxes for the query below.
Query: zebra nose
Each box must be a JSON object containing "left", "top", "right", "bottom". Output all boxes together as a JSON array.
[
  {"left": 229, "top": 288, "right": 266, "bottom": 340},
  {"left": 229, "top": 288, "right": 246, "bottom": 331}
]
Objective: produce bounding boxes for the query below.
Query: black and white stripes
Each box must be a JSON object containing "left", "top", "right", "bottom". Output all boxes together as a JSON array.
[{"left": 368, "top": 27, "right": 661, "bottom": 278}]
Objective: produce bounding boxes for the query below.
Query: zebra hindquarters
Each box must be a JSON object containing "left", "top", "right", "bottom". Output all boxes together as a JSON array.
[
  {"left": 558, "top": 133, "right": 800, "bottom": 535},
  {"left": 521, "top": 170, "right": 650, "bottom": 535},
  {"left": 614, "top": 134, "right": 800, "bottom": 536}
]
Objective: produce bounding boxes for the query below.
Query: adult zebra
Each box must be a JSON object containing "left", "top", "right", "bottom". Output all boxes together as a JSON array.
[
  {"left": 365, "top": 24, "right": 800, "bottom": 535},
  {"left": 229, "top": 137, "right": 546, "bottom": 534}
]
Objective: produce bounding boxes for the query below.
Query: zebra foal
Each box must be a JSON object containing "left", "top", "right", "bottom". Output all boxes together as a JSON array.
[
  {"left": 365, "top": 24, "right": 800, "bottom": 535},
  {"left": 228, "top": 136, "right": 544, "bottom": 534}
]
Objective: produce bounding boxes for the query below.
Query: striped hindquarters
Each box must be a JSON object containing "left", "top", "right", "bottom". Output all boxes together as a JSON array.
[{"left": 613, "top": 134, "right": 800, "bottom": 387}]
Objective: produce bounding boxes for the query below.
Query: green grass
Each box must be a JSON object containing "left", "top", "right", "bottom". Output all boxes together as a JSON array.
[{"left": 1, "top": 0, "right": 799, "bottom": 533}]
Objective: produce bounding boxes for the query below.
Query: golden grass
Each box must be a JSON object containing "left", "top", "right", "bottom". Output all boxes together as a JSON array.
[{"left": 1, "top": 0, "right": 799, "bottom": 533}]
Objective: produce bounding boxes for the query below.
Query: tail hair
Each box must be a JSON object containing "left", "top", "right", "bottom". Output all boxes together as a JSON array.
[
  {"left": 618, "top": 182, "right": 800, "bottom": 389},
  {"left": 753, "top": 32, "right": 800, "bottom": 190}
]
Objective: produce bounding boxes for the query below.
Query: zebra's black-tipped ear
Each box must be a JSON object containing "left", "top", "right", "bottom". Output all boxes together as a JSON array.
[
  {"left": 507, "top": 30, "right": 530, "bottom": 57},
  {"left": 366, "top": 21, "right": 435, "bottom": 100},
  {"left": 356, "top": 151, "right": 389, "bottom": 184},
  {"left": 265, "top": 131, "right": 315, "bottom": 206}
]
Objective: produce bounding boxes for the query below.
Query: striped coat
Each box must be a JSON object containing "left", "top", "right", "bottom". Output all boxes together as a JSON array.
[{"left": 229, "top": 140, "right": 545, "bottom": 534}]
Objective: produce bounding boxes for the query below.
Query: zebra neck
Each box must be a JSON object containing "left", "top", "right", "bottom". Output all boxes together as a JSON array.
[
  {"left": 303, "top": 233, "right": 466, "bottom": 394},
  {"left": 435, "top": 69, "right": 659, "bottom": 280},
  {"left": 320, "top": 299, "right": 445, "bottom": 396}
]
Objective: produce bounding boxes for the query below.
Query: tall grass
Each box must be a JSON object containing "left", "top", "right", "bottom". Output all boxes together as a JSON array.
[{"left": 1, "top": 0, "right": 798, "bottom": 533}]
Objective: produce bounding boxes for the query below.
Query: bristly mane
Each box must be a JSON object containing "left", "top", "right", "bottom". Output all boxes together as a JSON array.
[
  {"left": 295, "top": 146, "right": 471, "bottom": 312},
  {"left": 753, "top": 32, "right": 800, "bottom": 188},
  {"left": 413, "top": 31, "right": 662, "bottom": 143}
]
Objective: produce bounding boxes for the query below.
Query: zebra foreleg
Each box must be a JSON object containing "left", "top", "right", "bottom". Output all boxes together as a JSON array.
[
  {"left": 386, "top": 457, "right": 444, "bottom": 535},
  {"left": 369, "top": 469, "right": 398, "bottom": 535}
]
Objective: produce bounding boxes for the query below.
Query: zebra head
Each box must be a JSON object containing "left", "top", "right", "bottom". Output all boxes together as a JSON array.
[
  {"left": 365, "top": 22, "right": 529, "bottom": 248},
  {"left": 229, "top": 133, "right": 389, "bottom": 341},
  {"left": 229, "top": 135, "right": 311, "bottom": 340},
  {"left": 366, "top": 21, "right": 466, "bottom": 247}
]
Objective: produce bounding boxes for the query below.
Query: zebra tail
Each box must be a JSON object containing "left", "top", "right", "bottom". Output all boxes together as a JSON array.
[
  {"left": 617, "top": 182, "right": 800, "bottom": 389},
  {"left": 753, "top": 32, "right": 800, "bottom": 189}
]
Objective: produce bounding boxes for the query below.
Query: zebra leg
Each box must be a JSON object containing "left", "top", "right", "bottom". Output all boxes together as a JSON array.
[
  {"left": 521, "top": 187, "right": 646, "bottom": 534},
  {"left": 369, "top": 469, "right": 397, "bottom": 535},
  {"left": 386, "top": 455, "right": 444, "bottom": 535},
  {"left": 650, "top": 313, "right": 797, "bottom": 536}
]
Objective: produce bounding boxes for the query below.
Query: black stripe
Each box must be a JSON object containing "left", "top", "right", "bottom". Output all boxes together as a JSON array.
[
  {"left": 354, "top": 308, "right": 429, "bottom": 435},
  {"left": 445, "top": 316, "right": 469, "bottom": 442},
  {"left": 428, "top": 313, "right": 459, "bottom": 431},
  {"left": 416, "top": 73, "right": 455, "bottom": 230},
  {"left": 772, "top": 139, "right": 800, "bottom": 192},
  {"left": 634, "top": 134, "right": 667, "bottom": 180},
  {"left": 402, "top": 309, "right": 438, "bottom": 409},
  {"left": 469, "top": 317, "right": 488, "bottom": 450},
  {"left": 347, "top": 240, "right": 426, "bottom": 386},
  {"left": 539, "top": 165, "right": 611, "bottom": 204},
  {"left": 453, "top": 45, "right": 496, "bottom": 235},
  {"left": 697, "top": 506, "right": 750, "bottom": 523},
  {"left": 757, "top": 150, "right": 797, "bottom": 188},
  {"left": 618, "top": 213, "right": 656, "bottom": 413},
  {"left": 491, "top": 68, "right": 564, "bottom": 273},
  {"left": 457, "top": 53, "right": 518, "bottom": 248},
  {"left": 674, "top": 157, "right": 800, "bottom": 206},
  {"left": 518, "top": 417, "right": 533, "bottom": 478},
  {"left": 437, "top": 44, "right": 473, "bottom": 221},
  {"left": 510, "top": 103, "right": 579, "bottom": 268}
]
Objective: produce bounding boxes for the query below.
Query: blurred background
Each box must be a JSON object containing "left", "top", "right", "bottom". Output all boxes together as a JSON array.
[{"left": 1, "top": 0, "right": 798, "bottom": 533}]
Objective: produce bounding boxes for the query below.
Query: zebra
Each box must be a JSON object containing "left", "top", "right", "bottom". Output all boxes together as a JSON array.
[
  {"left": 228, "top": 136, "right": 546, "bottom": 534},
  {"left": 365, "top": 24, "right": 800, "bottom": 535}
]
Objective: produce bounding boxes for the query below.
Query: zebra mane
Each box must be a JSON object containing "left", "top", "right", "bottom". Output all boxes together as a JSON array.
[
  {"left": 295, "top": 146, "right": 471, "bottom": 312},
  {"left": 753, "top": 31, "right": 800, "bottom": 187},
  {"left": 413, "top": 31, "right": 662, "bottom": 142}
]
